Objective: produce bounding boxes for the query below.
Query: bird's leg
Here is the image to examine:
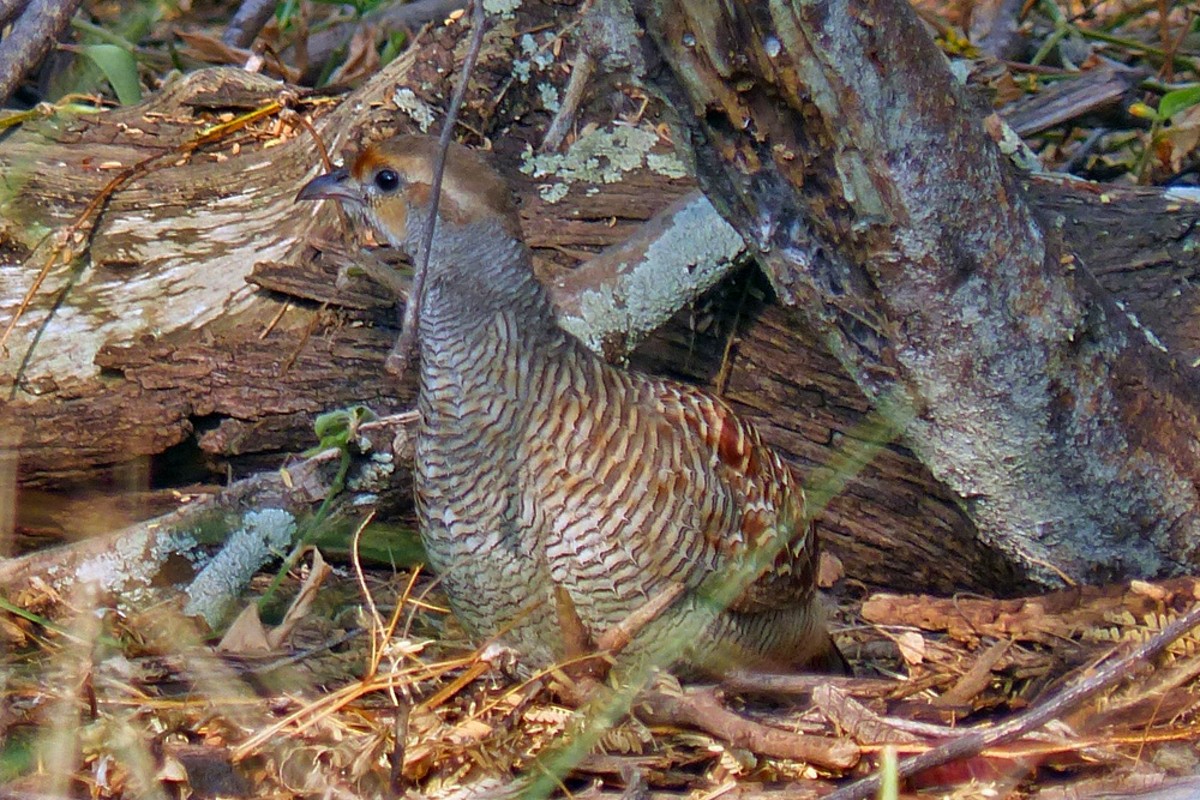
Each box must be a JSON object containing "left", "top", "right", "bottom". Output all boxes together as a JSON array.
[
  {"left": 549, "top": 581, "right": 690, "bottom": 707},
  {"left": 551, "top": 585, "right": 859, "bottom": 770},
  {"left": 553, "top": 585, "right": 609, "bottom": 686},
  {"left": 552, "top": 581, "right": 688, "bottom": 693}
]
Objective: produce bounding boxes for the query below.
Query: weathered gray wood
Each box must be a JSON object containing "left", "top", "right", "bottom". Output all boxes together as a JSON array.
[
  {"left": 5, "top": 0, "right": 1200, "bottom": 593},
  {"left": 632, "top": 0, "right": 1200, "bottom": 584}
]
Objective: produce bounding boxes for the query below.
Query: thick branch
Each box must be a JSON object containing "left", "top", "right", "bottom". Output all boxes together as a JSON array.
[{"left": 632, "top": 0, "right": 1200, "bottom": 583}]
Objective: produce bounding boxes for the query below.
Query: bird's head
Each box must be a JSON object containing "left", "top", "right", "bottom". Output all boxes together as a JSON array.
[{"left": 296, "top": 134, "right": 521, "bottom": 254}]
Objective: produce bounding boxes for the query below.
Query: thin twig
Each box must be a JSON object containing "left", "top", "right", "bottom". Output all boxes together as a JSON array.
[
  {"left": 389, "top": 702, "right": 411, "bottom": 794},
  {"left": 541, "top": 49, "right": 594, "bottom": 152},
  {"left": 391, "top": 0, "right": 487, "bottom": 377},
  {"left": 823, "top": 600, "right": 1200, "bottom": 800},
  {"left": 291, "top": 110, "right": 335, "bottom": 171},
  {"left": 637, "top": 685, "right": 860, "bottom": 770},
  {"left": 351, "top": 511, "right": 385, "bottom": 671},
  {"left": 720, "top": 670, "right": 891, "bottom": 696},
  {"left": 222, "top": 0, "right": 278, "bottom": 48}
]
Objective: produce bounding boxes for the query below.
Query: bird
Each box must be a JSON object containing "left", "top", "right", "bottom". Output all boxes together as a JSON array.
[{"left": 296, "top": 134, "right": 848, "bottom": 677}]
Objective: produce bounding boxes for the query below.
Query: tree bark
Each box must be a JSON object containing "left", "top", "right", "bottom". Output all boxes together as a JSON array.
[
  {"left": 4, "top": 0, "right": 1200, "bottom": 592},
  {"left": 631, "top": 0, "right": 1200, "bottom": 584}
]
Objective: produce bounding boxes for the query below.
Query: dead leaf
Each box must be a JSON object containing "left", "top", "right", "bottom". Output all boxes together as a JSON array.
[
  {"left": 327, "top": 23, "right": 382, "bottom": 87},
  {"left": 217, "top": 603, "right": 272, "bottom": 654},
  {"left": 896, "top": 631, "right": 927, "bottom": 665},
  {"left": 267, "top": 548, "right": 333, "bottom": 649},
  {"left": 217, "top": 550, "right": 331, "bottom": 653},
  {"left": 1163, "top": 104, "right": 1200, "bottom": 173},
  {"left": 934, "top": 639, "right": 1009, "bottom": 707},
  {"left": 817, "top": 550, "right": 844, "bottom": 588},
  {"left": 175, "top": 29, "right": 249, "bottom": 67}
]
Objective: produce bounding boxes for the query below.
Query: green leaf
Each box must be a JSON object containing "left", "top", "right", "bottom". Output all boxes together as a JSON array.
[
  {"left": 309, "top": 404, "right": 378, "bottom": 453},
  {"left": 80, "top": 44, "right": 142, "bottom": 105},
  {"left": 1159, "top": 85, "right": 1200, "bottom": 122}
]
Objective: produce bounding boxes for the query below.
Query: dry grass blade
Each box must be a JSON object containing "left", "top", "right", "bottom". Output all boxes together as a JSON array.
[{"left": 230, "top": 653, "right": 477, "bottom": 761}]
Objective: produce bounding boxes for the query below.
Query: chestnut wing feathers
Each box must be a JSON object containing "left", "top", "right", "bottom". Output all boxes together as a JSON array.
[
  {"left": 524, "top": 350, "right": 816, "bottom": 629},
  {"left": 652, "top": 382, "right": 817, "bottom": 614}
]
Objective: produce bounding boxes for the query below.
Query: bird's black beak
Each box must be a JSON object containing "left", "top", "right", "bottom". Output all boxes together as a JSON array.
[{"left": 295, "top": 168, "right": 359, "bottom": 204}]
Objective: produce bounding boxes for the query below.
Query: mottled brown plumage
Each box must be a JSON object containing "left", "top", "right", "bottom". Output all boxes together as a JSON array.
[{"left": 297, "top": 135, "right": 846, "bottom": 675}]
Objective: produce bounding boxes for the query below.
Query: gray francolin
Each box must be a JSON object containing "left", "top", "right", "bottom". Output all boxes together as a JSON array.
[{"left": 297, "top": 135, "right": 847, "bottom": 676}]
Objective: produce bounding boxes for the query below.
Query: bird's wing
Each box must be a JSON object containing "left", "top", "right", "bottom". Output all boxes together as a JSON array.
[
  {"left": 649, "top": 381, "right": 818, "bottom": 615},
  {"left": 524, "top": 351, "right": 817, "bottom": 624}
]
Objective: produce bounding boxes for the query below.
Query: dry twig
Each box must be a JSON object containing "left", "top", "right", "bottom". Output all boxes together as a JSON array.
[
  {"left": 636, "top": 684, "right": 860, "bottom": 770},
  {"left": 824, "top": 601, "right": 1200, "bottom": 800},
  {"left": 389, "top": 0, "right": 487, "bottom": 376},
  {"left": 222, "top": 0, "right": 278, "bottom": 48}
]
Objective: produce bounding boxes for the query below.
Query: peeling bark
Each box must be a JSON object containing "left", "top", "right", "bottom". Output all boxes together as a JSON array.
[
  {"left": 631, "top": 0, "right": 1200, "bottom": 583},
  {"left": 4, "top": 1, "right": 1200, "bottom": 592}
]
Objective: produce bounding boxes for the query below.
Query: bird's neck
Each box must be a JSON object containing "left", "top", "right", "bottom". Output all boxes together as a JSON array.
[{"left": 412, "top": 216, "right": 559, "bottom": 349}]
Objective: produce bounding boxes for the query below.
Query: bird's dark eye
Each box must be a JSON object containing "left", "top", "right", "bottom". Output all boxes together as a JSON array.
[{"left": 374, "top": 169, "right": 400, "bottom": 192}]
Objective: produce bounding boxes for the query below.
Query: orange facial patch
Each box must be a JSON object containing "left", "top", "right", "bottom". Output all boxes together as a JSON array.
[
  {"left": 351, "top": 144, "right": 395, "bottom": 182},
  {"left": 351, "top": 136, "right": 522, "bottom": 235}
]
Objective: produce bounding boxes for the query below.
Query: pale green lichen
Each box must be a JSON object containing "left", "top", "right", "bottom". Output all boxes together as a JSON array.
[
  {"left": 521, "top": 126, "right": 685, "bottom": 203},
  {"left": 348, "top": 455, "right": 396, "bottom": 492},
  {"left": 512, "top": 32, "right": 554, "bottom": 83},
  {"left": 392, "top": 87, "right": 437, "bottom": 132},
  {"left": 72, "top": 526, "right": 200, "bottom": 606},
  {"left": 538, "top": 83, "right": 561, "bottom": 113},
  {"left": 483, "top": 0, "right": 521, "bottom": 17},
  {"left": 646, "top": 151, "right": 688, "bottom": 179},
  {"left": 994, "top": 120, "right": 1043, "bottom": 173},
  {"left": 512, "top": 31, "right": 556, "bottom": 84},
  {"left": 559, "top": 194, "right": 745, "bottom": 354},
  {"left": 538, "top": 182, "right": 570, "bottom": 203},
  {"left": 183, "top": 508, "right": 297, "bottom": 626}
]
